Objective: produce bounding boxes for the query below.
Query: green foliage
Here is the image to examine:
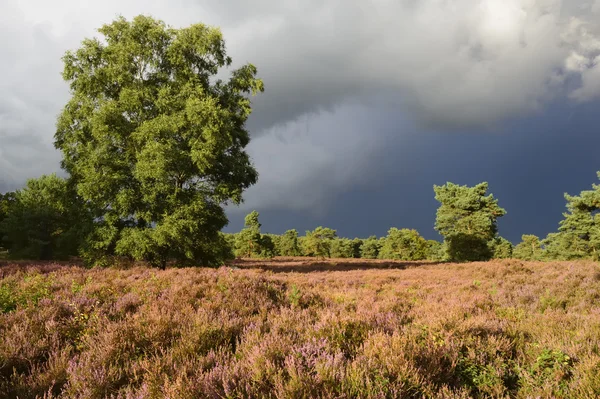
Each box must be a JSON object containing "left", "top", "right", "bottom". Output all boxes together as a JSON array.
[
  {"left": 234, "top": 211, "right": 274, "bottom": 258},
  {"left": 0, "top": 192, "right": 16, "bottom": 251},
  {"left": 350, "top": 238, "right": 363, "bottom": 258},
  {"left": 530, "top": 349, "right": 574, "bottom": 393},
  {"left": 543, "top": 174, "right": 600, "bottom": 261},
  {"left": 457, "top": 354, "right": 519, "bottom": 397},
  {"left": 222, "top": 232, "right": 237, "bottom": 254},
  {"left": 425, "top": 240, "right": 446, "bottom": 261},
  {"left": 303, "top": 227, "right": 337, "bottom": 258},
  {"left": 287, "top": 284, "right": 301, "bottom": 308},
  {"left": 0, "top": 282, "right": 16, "bottom": 313},
  {"left": 54, "top": 15, "right": 263, "bottom": 267},
  {"left": 235, "top": 211, "right": 262, "bottom": 258},
  {"left": 0, "top": 175, "right": 92, "bottom": 260},
  {"left": 330, "top": 237, "right": 361, "bottom": 258},
  {"left": 542, "top": 233, "right": 569, "bottom": 261},
  {"left": 297, "top": 236, "right": 308, "bottom": 256},
  {"left": 264, "top": 233, "right": 281, "bottom": 256},
  {"left": 434, "top": 182, "right": 506, "bottom": 262},
  {"left": 379, "top": 228, "right": 428, "bottom": 260},
  {"left": 277, "top": 229, "right": 301, "bottom": 256},
  {"left": 490, "top": 236, "right": 513, "bottom": 259},
  {"left": 259, "top": 234, "right": 276, "bottom": 258},
  {"left": 0, "top": 274, "right": 53, "bottom": 313},
  {"left": 513, "top": 234, "right": 543, "bottom": 260},
  {"left": 360, "top": 236, "right": 382, "bottom": 259},
  {"left": 445, "top": 233, "right": 493, "bottom": 262}
]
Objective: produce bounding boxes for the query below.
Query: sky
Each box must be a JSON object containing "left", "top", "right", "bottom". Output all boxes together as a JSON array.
[{"left": 1, "top": 0, "right": 600, "bottom": 243}]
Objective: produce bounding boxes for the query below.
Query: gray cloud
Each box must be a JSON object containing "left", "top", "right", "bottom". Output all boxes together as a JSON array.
[
  {"left": 1, "top": 0, "right": 600, "bottom": 213},
  {"left": 234, "top": 98, "right": 406, "bottom": 213},
  {"left": 219, "top": 0, "right": 600, "bottom": 130}
]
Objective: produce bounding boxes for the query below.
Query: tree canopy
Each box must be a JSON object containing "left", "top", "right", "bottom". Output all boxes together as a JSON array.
[
  {"left": 303, "top": 227, "right": 337, "bottom": 258},
  {"left": 0, "top": 192, "right": 16, "bottom": 251},
  {"left": 0, "top": 175, "right": 91, "bottom": 260},
  {"left": 379, "top": 228, "right": 428, "bottom": 261},
  {"left": 434, "top": 182, "right": 506, "bottom": 261},
  {"left": 360, "top": 236, "right": 382, "bottom": 259},
  {"left": 235, "top": 210, "right": 269, "bottom": 258},
  {"left": 513, "top": 235, "right": 543, "bottom": 260},
  {"left": 543, "top": 174, "right": 600, "bottom": 260},
  {"left": 278, "top": 229, "right": 301, "bottom": 257},
  {"left": 54, "top": 15, "right": 263, "bottom": 267}
]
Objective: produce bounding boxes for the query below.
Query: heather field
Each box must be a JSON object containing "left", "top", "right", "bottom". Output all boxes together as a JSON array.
[{"left": 1, "top": 259, "right": 599, "bottom": 398}]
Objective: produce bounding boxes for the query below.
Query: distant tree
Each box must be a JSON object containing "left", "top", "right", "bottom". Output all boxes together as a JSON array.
[
  {"left": 360, "top": 235, "right": 382, "bottom": 259},
  {"left": 541, "top": 233, "right": 568, "bottom": 261},
  {"left": 235, "top": 211, "right": 263, "bottom": 258},
  {"left": 434, "top": 182, "right": 506, "bottom": 262},
  {"left": 490, "top": 236, "right": 513, "bottom": 259},
  {"left": 259, "top": 234, "right": 276, "bottom": 258},
  {"left": 1, "top": 175, "right": 92, "bottom": 260},
  {"left": 513, "top": 234, "right": 543, "bottom": 260},
  {"left": 54, "top": 15, "right": 263, "bottom": 268},
  {"left": 379, "top": 228, "right": 428, "bottom": 261},
  {"left": 264, "top": 233, "right": 281, "bottom": 256},
  {"left": 0, "top": 192, "right": 16, "bottom": 251},
  {"left": 303, "top": 227, "right": 337, "bottom": 258},
  {"left": 330, "top": 238, "right": 355, "bottom": 258},
  {"left": 350, "top": 238, "right": 363, "bottom": 258},
  {"left": 277, "top": 229, "right": 300, "bottom": 256},
  {"left": 425, "top": 240, "right": 446, "bottom": 261},
  {"left": 544, "top": 178, "right": 600, "bottom": 260},
  {"left": 297, "top": 236, "right": 308, "bottom": 256},
  {"left": 244, "top": 211, "right": 261, "bottom": 230}
]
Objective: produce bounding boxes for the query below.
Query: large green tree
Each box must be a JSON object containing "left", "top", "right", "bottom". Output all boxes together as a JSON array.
[
  {"left": 0, "top": 175, "right": 92, "bottom": 260},
  {"left": 54, "top": 16, "right": 263, "bottom": 267},
  {"left": 434, "top": 182, "right": 506, "bottom": 262}
]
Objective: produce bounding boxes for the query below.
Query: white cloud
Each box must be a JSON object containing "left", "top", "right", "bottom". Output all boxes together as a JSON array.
[{"left": 563, "top": 17, "right": 600, "bottom": 101}]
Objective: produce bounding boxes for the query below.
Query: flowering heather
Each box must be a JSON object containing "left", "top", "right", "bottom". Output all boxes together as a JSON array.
[{"left": 1, "top": 258, "right": 599, "bottom": 398}]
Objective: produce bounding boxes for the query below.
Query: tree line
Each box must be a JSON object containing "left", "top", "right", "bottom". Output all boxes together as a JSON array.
[
  {"left": 222, "top": 177, "right": 600, "bottom": 263},
  {"left": 3, "top": 174, "right": 600, "bottom": 265},
  {"left": 1, "top": 15, "right": 599, "bottom": 267}
]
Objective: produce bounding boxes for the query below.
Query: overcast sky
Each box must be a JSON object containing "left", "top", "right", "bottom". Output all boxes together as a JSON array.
[{"left": 1, "top": 0, "right": 600, "bottom": 242}]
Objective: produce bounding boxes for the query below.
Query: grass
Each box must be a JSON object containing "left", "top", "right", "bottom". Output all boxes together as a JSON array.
[{"left": 0, "top": 258, "right": 599, "bottom": 398}]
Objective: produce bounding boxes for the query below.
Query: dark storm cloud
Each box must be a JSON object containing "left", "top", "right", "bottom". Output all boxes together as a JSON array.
[
  {"left": 216, "top": 0, "right": 600, "bottom": 130},
  {"left": 226, "top": 98, "right": 600, "bottom": 243}
]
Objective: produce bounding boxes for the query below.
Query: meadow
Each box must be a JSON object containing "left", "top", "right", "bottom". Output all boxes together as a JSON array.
[{"left": 0, "top": 258, "right": 599, "bottom": 398}]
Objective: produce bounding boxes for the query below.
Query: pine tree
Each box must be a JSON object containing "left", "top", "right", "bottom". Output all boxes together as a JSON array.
[{"left": 434, "top": 182, "right": 506, "bottom": 262}]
